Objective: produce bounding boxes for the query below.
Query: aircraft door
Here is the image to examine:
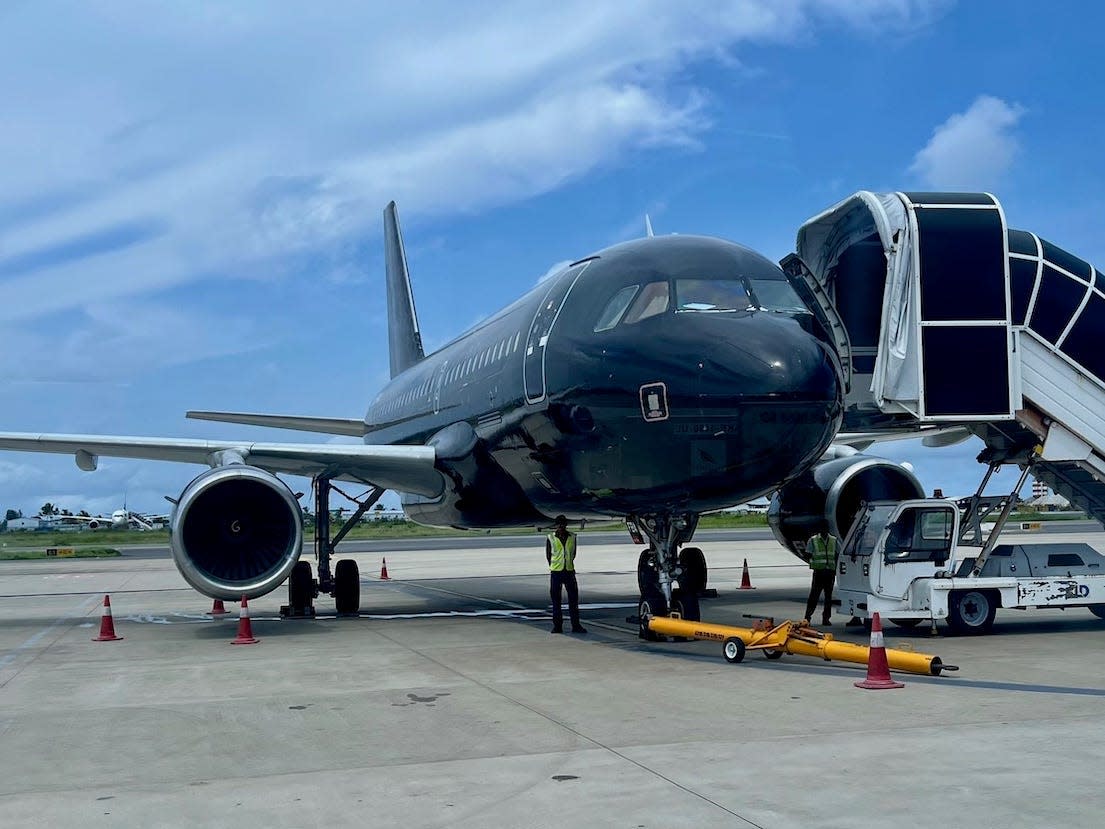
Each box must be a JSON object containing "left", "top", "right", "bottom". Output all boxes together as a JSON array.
[
  {"left": 432, "top": 360, "right": 448, "bottom": 415},
  {"left": 523, "top": 262, "right": 588, "bottom": 403}
]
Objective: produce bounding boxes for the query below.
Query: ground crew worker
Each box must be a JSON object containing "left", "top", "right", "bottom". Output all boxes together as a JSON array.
[
  {"left": 546, "top": 514, "right": 586, "bottom": 634},
  {"left": 804, "top": 527, "right": 838, "bottom": 626}
]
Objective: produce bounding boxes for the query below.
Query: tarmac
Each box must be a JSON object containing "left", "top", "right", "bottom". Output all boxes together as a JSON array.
[{"left": 2, "top": 528, "right": 1105, "bottom": 828}]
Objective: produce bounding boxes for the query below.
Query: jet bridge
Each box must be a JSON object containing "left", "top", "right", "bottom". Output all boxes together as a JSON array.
[{"left": 791, "top": 191, "right": 1105, "bottom": 526}]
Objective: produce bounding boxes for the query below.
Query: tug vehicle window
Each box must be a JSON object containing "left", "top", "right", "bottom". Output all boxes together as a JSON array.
[{"left": 884, "top": 508, "right": 954, "bottom": 565}]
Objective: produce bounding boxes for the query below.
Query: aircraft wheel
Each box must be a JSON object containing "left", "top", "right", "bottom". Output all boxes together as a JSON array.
[
  {"left": 637, "top": 548, "right": 657, "bottom": 595},
  {"left": 670, "top": 588, "right": 700, "bottom": 622},
  {"left": 1089, "top": 604, "right": 1105, "bottom": 620},
  {"left": 890, "top": 617, "right": 923, "bottom": 629},
  {"left": 722, "top": 637, "right": 746, "bottom": 664},
  {"left": 288, "top": 560, "right": 314, "bottom": 612},
  {"left": 947, "top": 590, "right": 997, "bottom": 635},
  {"left": 334, "top": 559, "right": 360, "bottom": 616},
  {"left": 638, "top": 593, "right": 667, "bottom": 641},
  {"left": 678, "top": 547, "right": 707, "bottom": 596}
]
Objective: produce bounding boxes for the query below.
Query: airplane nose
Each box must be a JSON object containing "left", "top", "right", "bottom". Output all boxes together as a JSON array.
[{"left": 700, "top": 314, "right": 842, "bottom": 403}]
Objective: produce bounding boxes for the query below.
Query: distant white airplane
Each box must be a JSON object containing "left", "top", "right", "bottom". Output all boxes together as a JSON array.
[{"left": 61, "top": 505, "right": 169, "bottom": 530}]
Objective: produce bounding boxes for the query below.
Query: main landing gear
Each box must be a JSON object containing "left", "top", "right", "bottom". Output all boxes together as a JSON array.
[
  {"left": 627, "top": 513, "right": 708, "bottom": 639},
  {"left": 281, "top": 476, "right": 380, "bottom": 618}
]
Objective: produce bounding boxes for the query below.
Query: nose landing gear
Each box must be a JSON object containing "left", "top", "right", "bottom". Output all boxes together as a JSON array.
[{"left": 628, "top": 513, "right": 703, "bottom": 637}]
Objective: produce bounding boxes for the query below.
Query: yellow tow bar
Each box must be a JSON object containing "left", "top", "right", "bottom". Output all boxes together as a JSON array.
[{"left": 646, "top": 615, "right": 957, "bottom": 676}]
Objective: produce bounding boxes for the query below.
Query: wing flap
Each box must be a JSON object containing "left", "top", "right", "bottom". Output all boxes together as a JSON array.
[{"left": 0, "top": 433, "right": 442, "bottom": 497}]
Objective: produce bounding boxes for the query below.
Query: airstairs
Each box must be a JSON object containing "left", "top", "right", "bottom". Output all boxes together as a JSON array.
[{"left": 790, "top": 191, "right": 1105, "bottom": 526}]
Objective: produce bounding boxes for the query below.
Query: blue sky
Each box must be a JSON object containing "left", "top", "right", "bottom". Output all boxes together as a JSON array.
[{"left": 1, "top": 1, "right": 1102, "bottom": 519}]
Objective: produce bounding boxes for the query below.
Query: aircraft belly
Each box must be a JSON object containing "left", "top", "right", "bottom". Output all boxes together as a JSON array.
[{"left": 517, "top": 397, "right": 835, "bottom": 516}]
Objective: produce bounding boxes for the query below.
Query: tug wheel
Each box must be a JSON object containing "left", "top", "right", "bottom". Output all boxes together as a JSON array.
[
  {"left": 947, "top": 589, "right": 997, "bottom": 635},
  {"left": 722, "top": 637, "right": 746, "bottom": 664}
]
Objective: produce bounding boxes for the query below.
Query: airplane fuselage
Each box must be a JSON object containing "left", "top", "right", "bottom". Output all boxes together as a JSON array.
[{"left": 365, "top": 235, "right": 843, "bottom": 528}]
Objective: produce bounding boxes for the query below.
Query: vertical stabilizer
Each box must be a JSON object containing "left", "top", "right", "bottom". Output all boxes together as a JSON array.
[{"left": 383, "top": 202, "right": 426, "bottom": 378}]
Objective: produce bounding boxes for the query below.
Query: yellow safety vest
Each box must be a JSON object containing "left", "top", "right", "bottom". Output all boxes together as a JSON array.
[
  {"left": 808, "top": 534, "right": 837, "bottom": 570},
  {"left": 548, "top": 533, "right": 576, "bottom": 572}
]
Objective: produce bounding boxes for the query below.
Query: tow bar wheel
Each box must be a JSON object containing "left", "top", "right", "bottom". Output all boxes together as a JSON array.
[{"left": 722, "top": 636, "right": 746, "bottom": 664}]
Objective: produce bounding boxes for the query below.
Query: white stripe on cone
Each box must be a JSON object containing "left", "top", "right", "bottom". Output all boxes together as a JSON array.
[{"left": 870, "top": 631, "right": 883, "bottom": 648}]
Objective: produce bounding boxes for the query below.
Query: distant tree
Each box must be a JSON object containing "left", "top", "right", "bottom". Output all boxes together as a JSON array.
[
  {"left": 374, "top": 503, "right": 385, "bottom": 511},
  {"left": 61, "top": 508, "right": 73, "bottom": 517},
  {"left": 79, "top": 510, "right": 91, "bottom": 517},
  {"left": 40, "top": 503, "right": 57, "bottom": 516},
  {"left": 5, "top": 508, "right": 20, "bottom": 521}
]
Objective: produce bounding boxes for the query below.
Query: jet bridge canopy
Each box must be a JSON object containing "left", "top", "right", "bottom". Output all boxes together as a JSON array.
[{"left": 797, "top": 191, "right": 1017, "bottom": 422}]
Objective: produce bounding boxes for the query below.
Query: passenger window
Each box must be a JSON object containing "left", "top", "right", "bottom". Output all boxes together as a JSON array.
[
  {"left": 622, "top": 281, "right": 670, "bottom": 324},
  {"left": 594, "top": 285, "right": 639, "bottom": 332}
]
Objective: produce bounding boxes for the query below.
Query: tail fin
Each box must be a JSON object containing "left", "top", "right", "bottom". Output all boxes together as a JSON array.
[{"left": 383, "top": 202, "right": 426, "bottom": 378}]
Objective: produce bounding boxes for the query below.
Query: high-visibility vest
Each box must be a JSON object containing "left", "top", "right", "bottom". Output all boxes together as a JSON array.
[
  {"left": 548, "top": 533, "right": 577, "bottom": 572},
  {"left": 808, "top": 534, "right": 837, "bottom": 570}
]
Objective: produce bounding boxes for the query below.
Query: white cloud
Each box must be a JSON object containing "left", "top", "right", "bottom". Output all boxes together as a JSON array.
[
  {"left": 0, "top": 303, "right": 270, "bottom": 382},
  {"left": 909, "top": 95, "right": 1026, "bottom": 190},
  {"left": 0, "top": 2, "right": 943, "bottom": 328}
]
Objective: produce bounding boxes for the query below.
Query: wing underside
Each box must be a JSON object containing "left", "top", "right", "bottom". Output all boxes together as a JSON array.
[
  {"left": 186, "top": 410, "right": 367, "bottom": 437},
  {"left": 0, "top": 433, "right": 442, "bottom": 497}
]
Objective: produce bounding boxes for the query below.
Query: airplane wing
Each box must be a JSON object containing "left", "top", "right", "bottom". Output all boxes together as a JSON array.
[
  {"left": 186, "top": 410, "right": 367, "bottom": 437},
  {"left": 0, "top": 433, "right": 441, "bottom": 497},
  {"left": 835, "top": 425, "right": 972, "bottom": 452}
]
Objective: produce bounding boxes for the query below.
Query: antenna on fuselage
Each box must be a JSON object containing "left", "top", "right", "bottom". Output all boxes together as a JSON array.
[
  {"left": 383, "top": 202, "right": 426, "bottom": 379},
  {"left": 645, "top": 214, "right": 654, "bottom": 238}
]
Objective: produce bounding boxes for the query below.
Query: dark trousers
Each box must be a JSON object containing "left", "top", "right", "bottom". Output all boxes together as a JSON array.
[
  {"left": 550, "top": 570, "right": 581, "bottom": 630},
  {"left": 805, "top": 569, "right": 835, "bottom": 623}
]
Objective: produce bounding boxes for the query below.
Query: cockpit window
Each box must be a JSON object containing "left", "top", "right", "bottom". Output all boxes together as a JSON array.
[
  {"left": 621, "top": 281, "right": 670, "bottom": 324},
  {"left": 675, "top": 279, "right": 752, "bottom": 313},
  {"left": 749, "top": 278, "right": 807, "bottom": 313},
  {"left": 593, "top": 284, "right": 640, "bottom": 332}
]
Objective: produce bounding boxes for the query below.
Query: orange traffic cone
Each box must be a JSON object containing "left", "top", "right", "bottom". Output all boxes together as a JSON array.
[
  {"left": 231, "top": 596, "right": 259, "bottom": 645},
  {"left": 93, "top": 594, "right": 123, "bottom": 641},
  {"left": 207, "top": 599, "right": 229, "bottom": 617},
  {"left": 855, "top": 612, "right": 904, "bottom": 690},
  {"left": 379, "top": 558, "right": 390, "bottom": 580},
  {"left": 738, "top": 558, "right": 755, "bottom": 589}
]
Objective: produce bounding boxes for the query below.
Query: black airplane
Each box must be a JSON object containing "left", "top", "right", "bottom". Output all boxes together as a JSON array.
[{"left": 0, "top": 203, "right": 921, "bottom": 620}]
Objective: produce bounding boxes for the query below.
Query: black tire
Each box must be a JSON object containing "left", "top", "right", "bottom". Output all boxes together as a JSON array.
[
  {"left": 1089, "top": 604, "right": 1105, "bottom": 620},
  {"left": 763, "top": 649, "right": 784, "bottom": 660},
  {"left": 678, "top": 546, "right": 707, "bottom": 595},
  {"left": 890, "top": 617, "right": 923, "bottom": 629},
  {"left": 670, "top": 588, "right": 701, "bottom": 623},
  {"left": 638, "top": 593, "right": 667, "bottom": 641},
  {"left": 947, "top": 590, "right": 998, "bottom": 635},
  {"left": 334, "top": 559, "right": 360, "bottom": 616},
  {"left": 288, "top": 560, "right": 314, "bottom": 611},
  {"left": 722, "top": 637, "right": 746, "bottom": 664},
  {"left": 637, "top": 548, "right": 656, "bottom": 595}
]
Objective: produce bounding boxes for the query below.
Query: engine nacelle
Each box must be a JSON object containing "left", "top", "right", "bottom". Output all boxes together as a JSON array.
[
  {"left": 768, "top": 454, "right": 923, "bottom": 559},
  {"left": 170, "top": 465, "right": 303, "bottom": 600}
]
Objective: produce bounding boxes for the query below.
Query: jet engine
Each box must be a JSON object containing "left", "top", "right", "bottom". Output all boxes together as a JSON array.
[
  {"left": 768, "top": 453, "right": 923, "bottom": 559},
  {"left": 170, "top": 465, "right": 304, "bottom": 600}
]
